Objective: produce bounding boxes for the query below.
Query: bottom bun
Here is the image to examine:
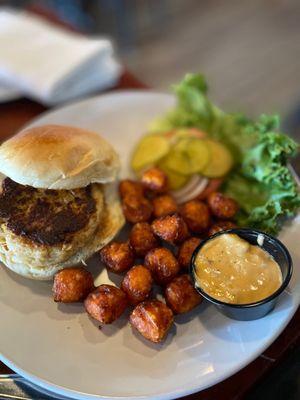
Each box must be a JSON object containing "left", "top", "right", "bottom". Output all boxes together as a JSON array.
[{"left": 0, "top": 183, "right": 125, "bottom": 280}]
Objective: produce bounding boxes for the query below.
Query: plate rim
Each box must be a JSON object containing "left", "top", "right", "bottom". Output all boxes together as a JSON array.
[{"left": 1, "top": 302, "right": 298, "bottom": 400}]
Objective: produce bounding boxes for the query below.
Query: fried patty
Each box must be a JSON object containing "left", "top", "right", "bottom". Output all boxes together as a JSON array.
[
  {"left": 0, "top": 179, "right": 104, "bottom": 269},
  {"left": 0, "top": 178, "right": 96, "bottom": 245}
]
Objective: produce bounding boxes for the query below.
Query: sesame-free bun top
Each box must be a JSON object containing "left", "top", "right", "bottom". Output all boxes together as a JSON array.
[{"left": 0, "top": 125, "right": 120, "bottom": 189}]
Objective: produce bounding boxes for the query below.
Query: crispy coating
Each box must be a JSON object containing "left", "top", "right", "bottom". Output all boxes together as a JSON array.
[
  {"left": 130, "top": 299, "right": 173, "bottom": 343},
  {"left": 180, "top": 200, "right": 211, "bottom": 234},
  {"left": 100, "top": 241, "right": 134, "bottom": 273},
  {"left": 53, "top": 267, "right": 94, "bottom": 303},
  {"left": 151, "top": 213, "right": 189, "bottom": 245},
  {"left": 121, "top": 265, "right": 153, "bottom": 305},
  {"left": 144, "top": 247, "right": 179, "bottom": 285},
  {"left": 207, "top": 192, "right": 239, "bottom": 219},
  {"left": 119, "top": 179, "right": 144, "bottom": 199},
  {"left": 165, "top": 274, "right": 202, "bottom": 314},
  {"left": 178, "top": 237, "right": 202, "bottom": 270},
  {"left": 84, "top": 284, "right": 127, "bottom": 324},
  {"left": 129, "top": 222, "right": 159, "bottom": 257},
  {"left": 197, "top": 178, "right": 223, "bottom": 200},
  {"left": 122, "top": 195, "right": 153, "bottom": 223},
  {"left": 141, "top": 167, "right": 168, "bottom": 193},
  {"left": 208, "top": 220, "right": 237, "bottom": 236},
  {"left": 152, "top": 194, "right": 178, "bottom": 218},
  {"left": 0, "top": 177, "right": 96, "bottom": 245}
]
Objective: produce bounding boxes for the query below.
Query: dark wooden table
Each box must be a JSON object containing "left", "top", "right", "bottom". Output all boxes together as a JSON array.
[{"left": 0, "top": 69, "right": 299, "bottom": 400}]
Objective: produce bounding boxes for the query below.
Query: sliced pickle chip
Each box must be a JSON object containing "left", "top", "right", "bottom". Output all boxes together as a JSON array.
[
  {"left": 163, "top": 138, "right": 210, "bottom": 175},
  {"left": 131, "top": 135, "right": 170, "bottom": 172},
  {"left": 162, "top": 149, "right": 190, "bottom": 175},
  {"left": 159, "top": 159, "right": 189, "bottom": 190},
  {"left": 187, "top": 139, "right": 211, "bottom": 172},
  {"left": 201, "top": 139, "right": 233, "bottom": 178},
  {"left": 163, "top": 168, "right": 189, "bottom": 190}
]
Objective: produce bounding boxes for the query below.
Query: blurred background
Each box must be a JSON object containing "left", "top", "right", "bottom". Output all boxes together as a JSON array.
[{"left": 1, "top": 0, "right": 300, "bottom": 119}]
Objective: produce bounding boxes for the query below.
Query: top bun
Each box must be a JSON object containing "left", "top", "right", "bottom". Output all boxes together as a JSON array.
[{"left": 0, "top": 125, "right": 120, "bottom": 189}]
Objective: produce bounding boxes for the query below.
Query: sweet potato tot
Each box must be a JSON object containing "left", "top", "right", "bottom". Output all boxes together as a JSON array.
[
  {"left": 53, "top": 267, "right": 94, "bottom": 303},
  {"left": 121, "top": 265, "right": 153, "bottom": 305},
  {"left": 165, "top": 274, "right": 202, "bottom": 314},
  {"left": 129, "top": 222, "right": 159, "bottom": 257},
  {"left": 119, "top": 179, "right": 144, "bottom": 199},
  {"left": 151, "top": 213, "right": 189, "bottom": 245},
  {"left": 84, "top": 284, "right": 127, "bottom": 324},
  {"left": 100, "top": 241, "right": 134, "bottom": 273},
  {"left": 207, "top": 192, "right": 239, "bottom": 220},
  {"left": 141, "top": 167, "right": 168, "bottom": 193},
  {"left": 178, "top": 237, "right": 202, "bottom": 270},
  {"left": 122, "top": 195, "right": 153, "bottom": 223},
  {"left": 208, "top": 220, "right": 237, "bottom": 236},
  {"left": 130, "top": 299, "right": 173, "bottom": 343},
  {"left": 152, "top": 194, "right": 178, "bottom": 218},
  {"left": 180, "top": 200, "right": 211, "bottom": 233},
  {"left": 144, "top": 247, "right": 179, "bottom": 285}
]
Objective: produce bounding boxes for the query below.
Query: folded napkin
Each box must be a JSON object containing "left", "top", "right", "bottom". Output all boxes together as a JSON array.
[{"left": 0, "top": 9, "right": 121, "bottom": 105}]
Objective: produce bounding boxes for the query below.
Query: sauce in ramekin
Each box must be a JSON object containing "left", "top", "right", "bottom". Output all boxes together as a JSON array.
[{"left": 194, "top": 233, "right": 282, "bottom": 304}]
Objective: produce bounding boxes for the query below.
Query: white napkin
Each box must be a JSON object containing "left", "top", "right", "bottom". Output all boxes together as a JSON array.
[{"left": 0, "top": 9, "right": 122, "bottom": 105}]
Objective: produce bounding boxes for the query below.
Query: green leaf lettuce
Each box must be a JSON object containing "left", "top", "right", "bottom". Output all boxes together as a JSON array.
[{"left": 150, "top": 73, "right": 300, "bottom": 234}]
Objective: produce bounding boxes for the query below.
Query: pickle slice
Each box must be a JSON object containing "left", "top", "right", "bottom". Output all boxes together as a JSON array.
[
  {"left": 131, "top": 135, "right": 170, "bottom": 172},
  {"left": 162, "top": 149, "right": 190, "bottom": 175},
  {"left": 159, "top": 159, "right": 188, "bottom": 190},
  {"left": 164, "top": 138, "right": 210, "bottom": 175},
  {"left": 187, "top": 139, "right": 211, "bottom": 172},
  {"left": 201, "top": 140, "right": 233, "bottom": 178}
]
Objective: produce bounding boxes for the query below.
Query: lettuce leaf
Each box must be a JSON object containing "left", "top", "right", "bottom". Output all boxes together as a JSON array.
[{"left": 150, "top": 73, "right": 300, "bottom": 234}]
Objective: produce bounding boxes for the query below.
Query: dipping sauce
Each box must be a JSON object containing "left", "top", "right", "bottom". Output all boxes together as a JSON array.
[{"left": 194, "top": 233, "right": 283, "bottom": 304}]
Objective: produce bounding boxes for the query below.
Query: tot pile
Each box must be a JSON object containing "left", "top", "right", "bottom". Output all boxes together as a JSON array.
[{"left": 52, "top": 167, "right": 239, "bottom": 343}]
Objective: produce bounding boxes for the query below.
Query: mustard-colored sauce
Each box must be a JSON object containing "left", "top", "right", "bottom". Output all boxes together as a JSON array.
[{"left": 195, "top": 233, "right": 282, "bottom": 304}]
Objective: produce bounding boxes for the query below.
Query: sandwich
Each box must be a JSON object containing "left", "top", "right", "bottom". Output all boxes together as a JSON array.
[{"left": 0, "top": 124, "right": 125, "bottom": 280}]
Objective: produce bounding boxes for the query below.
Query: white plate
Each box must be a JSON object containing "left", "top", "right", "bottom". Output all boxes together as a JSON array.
[
  {"left": 0, "top": 91, "right": 299, "bottom": 400},
  {"left": 0, "top": 83, "right": 21, "bottom": 102}
]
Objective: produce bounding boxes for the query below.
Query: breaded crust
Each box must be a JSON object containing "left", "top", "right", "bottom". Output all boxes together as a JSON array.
[
  {"left": 0, "top": 182, "right": 125, "bottom": 280},
  {"left": 0, "top": 178, "right": 96, "bottom": 245}
]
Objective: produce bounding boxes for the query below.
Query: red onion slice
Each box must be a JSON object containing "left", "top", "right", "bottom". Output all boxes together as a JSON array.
[{"left": 172, "top": 175, "right": 208, "bottom": 203}]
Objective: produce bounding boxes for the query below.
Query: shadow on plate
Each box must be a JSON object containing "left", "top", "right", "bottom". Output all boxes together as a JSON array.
[
  {"left": 79, "top": 307, "right": 131, "bottom": 344},
  {"left": 0, "top": 265, "right": 87, "bottom": 321},
  {"left": 199, "top": 291, "right": 293, "bottom": 345},
  {"left": 175, "top": 301, "right": 209, "bottom": 325},
  {"left": 119, "top": 323, "right": 179, "bottom": 379},
  {"left": 105, "top": 269, "right": 124, "bottom": 287},
  {"left": 57, "top": 302, "right": 84, "bottom": 315},
  {"left": 1, "top": 266, "right": 51, "bottom": 297},
  {"left": 123, "top": 321, "right": 177, "bottom": 353}
]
